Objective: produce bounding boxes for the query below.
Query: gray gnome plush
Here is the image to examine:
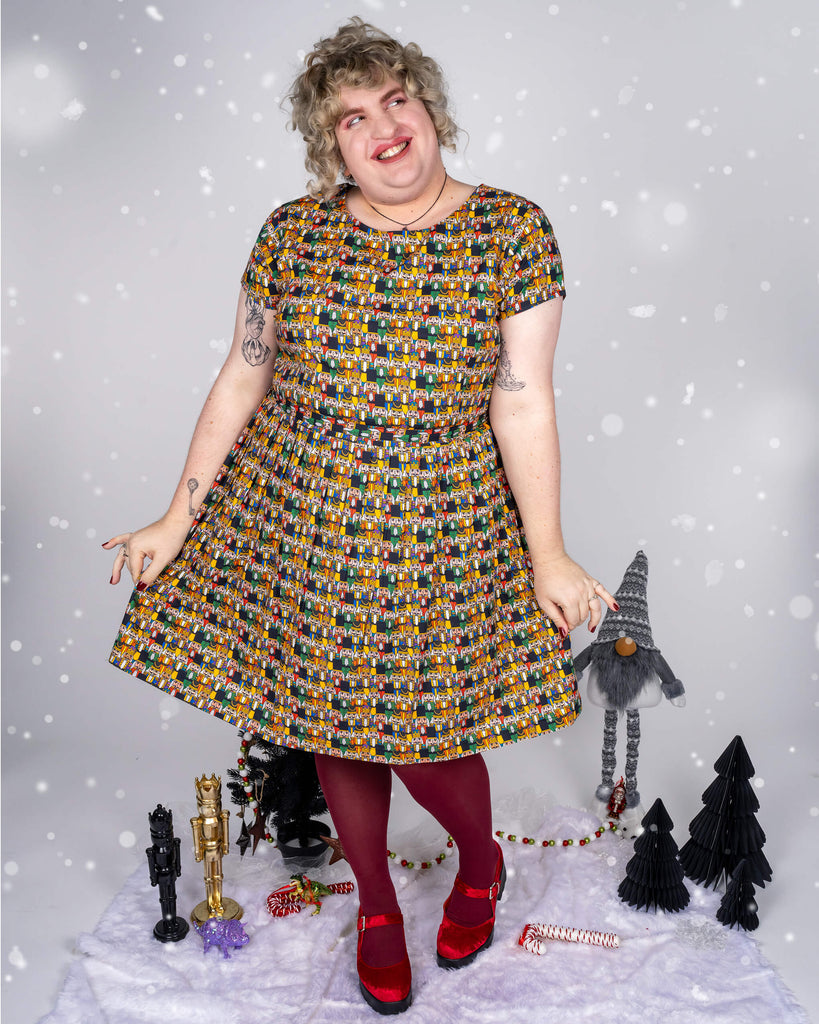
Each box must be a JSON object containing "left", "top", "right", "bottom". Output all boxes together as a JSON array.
[{"left": 572, "top": 550, "right": 685, "bottom": 814}]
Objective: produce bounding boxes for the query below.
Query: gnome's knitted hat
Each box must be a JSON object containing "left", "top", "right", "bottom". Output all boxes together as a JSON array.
[{"left": 595, "top": 550, "right": 657, "bottom": 650}]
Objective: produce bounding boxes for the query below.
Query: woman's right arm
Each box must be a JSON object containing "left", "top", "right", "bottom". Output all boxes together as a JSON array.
[{"left": 103, "top": 287, "right": 278, "bottom": 588}]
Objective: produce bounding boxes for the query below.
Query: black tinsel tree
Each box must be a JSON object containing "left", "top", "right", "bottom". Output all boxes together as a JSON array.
[
  {"left": 716, "top": 859, "right": 760, "bottom": 931},
  {"left": 227, "top": 735, "right": 327, "bottom": 854},
  {"left": 618, "top": 798, "right": 690, "bottom": 912},
  {"left": 679, "top": 735, "right": 772, "bottom": 890}
]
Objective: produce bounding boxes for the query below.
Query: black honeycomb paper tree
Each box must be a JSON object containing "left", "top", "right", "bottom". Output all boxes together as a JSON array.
[
  {"left": 618, "top": 798, "right": 690, "bottom": 913},
  {"left": 679, "top": 735, "right": 772, "bottom": 891},
  {"left": 716, "top": 859, "right": 760, "bottom": 931}
]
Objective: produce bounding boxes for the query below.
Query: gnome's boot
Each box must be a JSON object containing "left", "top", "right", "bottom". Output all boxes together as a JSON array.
[
  {"left": 596, "top": 710, "right": 618, "bottom": 802},
  {"left": 624, "top": 710, "right": 641, "bottom": 808}
]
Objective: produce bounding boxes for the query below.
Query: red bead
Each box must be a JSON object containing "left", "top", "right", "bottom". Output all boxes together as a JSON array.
[
  {"left": 401, "top": 860, "right": 408, "bottom": 867},
  {"left": 542, "top": 841, "right": 549, "bottom": 847},
  {"left": 580, "top": 839, "right": 586, "bottom": 846},
  {"left": 562, "top": 840, "right": 569, "bottom": 847},
  {"left": 447, "top": 841, "right": 454, "bottom": 848},
  {"left": 495, "top": 830, "right": 502, "bottom": 837}
]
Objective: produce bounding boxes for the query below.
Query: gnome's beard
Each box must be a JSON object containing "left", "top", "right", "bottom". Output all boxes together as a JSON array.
[{"left": 585, "top": 641, "right": 664, "bottom": 710}]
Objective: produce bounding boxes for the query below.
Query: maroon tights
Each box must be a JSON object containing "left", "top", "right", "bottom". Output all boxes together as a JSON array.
[{"left": 314, "top": 753, "right": 498, "bottom": 967}]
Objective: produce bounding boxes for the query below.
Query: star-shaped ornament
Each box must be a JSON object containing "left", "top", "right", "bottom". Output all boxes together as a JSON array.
[
  {"left": 323, "top": 835, "right": 347, "bottom": 865},
  {"left": 235, "top": 818, "right": 251, "bottom": 857},
  {"left": 247, "top": 808, "right": 269, "bottom": 853}
]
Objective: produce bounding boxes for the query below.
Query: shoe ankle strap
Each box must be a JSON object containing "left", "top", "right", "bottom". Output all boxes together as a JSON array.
[
  {"left": 453, "top": 874, "right": 501, "bottom": 900},
  {"left": 358, "top": 910, "right": 404, "bottom": 932}
]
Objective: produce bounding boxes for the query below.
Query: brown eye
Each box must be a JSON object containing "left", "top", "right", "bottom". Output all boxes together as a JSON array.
[{"left": 615, "top": 636, "right": 637, "bottom": 657}]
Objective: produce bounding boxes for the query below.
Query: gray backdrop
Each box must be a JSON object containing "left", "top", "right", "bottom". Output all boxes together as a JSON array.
[{"left": 2, "top": 1, "right": 817, "bottom": 1020}]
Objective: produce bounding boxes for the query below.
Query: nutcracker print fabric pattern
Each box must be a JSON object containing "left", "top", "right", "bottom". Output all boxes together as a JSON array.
[{"left": 110, "top": 184, "right": 579, "bottom": 763}]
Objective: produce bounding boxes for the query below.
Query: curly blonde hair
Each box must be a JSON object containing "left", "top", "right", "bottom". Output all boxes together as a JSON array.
[{"left": 287, "top": 18, "right": 459, "bottom": 201}]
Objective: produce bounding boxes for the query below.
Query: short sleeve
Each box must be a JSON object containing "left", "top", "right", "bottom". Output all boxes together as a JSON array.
[
  {"left": 241, "top": 208, "right": 285, "bottom": 312},
  {"left": 498, "top": 204, "right": 565, "bottom": 318}
]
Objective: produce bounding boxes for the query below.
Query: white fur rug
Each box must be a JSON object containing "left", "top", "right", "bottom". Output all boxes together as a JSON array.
[{"left": 41, "top": 807, "right": 808, "bottom": 1024}]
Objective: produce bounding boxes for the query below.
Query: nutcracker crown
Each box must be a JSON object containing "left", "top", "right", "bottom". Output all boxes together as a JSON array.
[{"left": 194, "top": 773, "right": 222, "bottom": 812}]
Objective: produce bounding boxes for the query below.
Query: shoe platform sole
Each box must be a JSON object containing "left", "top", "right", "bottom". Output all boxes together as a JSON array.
[{"left": 359, "top": 980, "right": 412, "bottom": 1015}]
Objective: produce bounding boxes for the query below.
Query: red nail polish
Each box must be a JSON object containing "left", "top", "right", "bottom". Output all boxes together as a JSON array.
[
  {"left": 559, "top": 627, "right": 568, "bottom": 639},
  {"left": 109, "top": 576, "right": 114, "bottom": 584},
  {"left": 590, "top": 625, "right": 596, "bottom": 633},
  {"left": 613, "top": 602, "right": 620, "bottom": 611},
  {"left": 136, "top": 581, "right": 147, "bottom": 592}
]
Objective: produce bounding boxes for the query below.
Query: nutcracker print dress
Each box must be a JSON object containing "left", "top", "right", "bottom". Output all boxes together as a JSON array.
[{"left": 110, "top": 183, "right": 579, "bottom": 763}]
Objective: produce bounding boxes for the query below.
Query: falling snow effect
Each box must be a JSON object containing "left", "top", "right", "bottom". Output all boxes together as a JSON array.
[
  {"left": 3, "top": 1, "right": 816, "bottom": 1021},
  {"left": 60, "top": 99, "right": 86, "bottom": 121}
]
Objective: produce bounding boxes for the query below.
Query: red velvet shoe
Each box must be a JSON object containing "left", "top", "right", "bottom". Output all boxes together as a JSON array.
[
  {"left": 357, "top": 910, "right": 412, "bottom": 1015},
  {"left": 436, "top": 841, "right": 506, "bottom": 969}
]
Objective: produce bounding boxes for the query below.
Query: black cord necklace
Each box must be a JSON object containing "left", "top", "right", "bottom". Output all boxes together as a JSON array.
[
  {"left": 361, "top": 171, "right": 449, "bottom": 231},
  {"left": 360, "top": 172, "right": 448, "bottom": 272}
]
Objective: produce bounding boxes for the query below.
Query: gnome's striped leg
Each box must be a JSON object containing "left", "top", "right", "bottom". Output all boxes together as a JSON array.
[
  {"left": 624, "top": 709, "right": 641, "bottom": 808},
  {"left": 596, "top": 709, "right": 618, "bottom": 801}
]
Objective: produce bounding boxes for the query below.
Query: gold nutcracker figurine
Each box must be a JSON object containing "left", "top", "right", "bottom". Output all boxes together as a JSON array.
[{"left": 190, "top": 773, "right": 243, "bottom": 925}]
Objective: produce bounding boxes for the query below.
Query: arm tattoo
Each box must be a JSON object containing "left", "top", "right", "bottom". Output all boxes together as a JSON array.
[
  {"left": 496, "top": 341, "right": 526, "bottom": 391},
  {"left": 187, "top": 478, "right": 200, "bottom": 516},
  {"left": 241, "top": 292, "right": 271, "bottom": 366}
]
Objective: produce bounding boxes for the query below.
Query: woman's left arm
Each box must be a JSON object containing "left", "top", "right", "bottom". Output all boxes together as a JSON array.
[{"left": 489, "top": 297, "right": 616, "bottom": 635}]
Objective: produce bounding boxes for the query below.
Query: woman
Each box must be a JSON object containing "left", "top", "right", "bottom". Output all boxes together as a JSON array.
[{"left": 105, "top": 19, "right": 615, "bottom": 1015}]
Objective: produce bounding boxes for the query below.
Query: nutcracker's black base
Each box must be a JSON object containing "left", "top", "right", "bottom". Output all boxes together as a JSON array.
[{"left": 153, "top": 917, "right": 190, "bottom": 942}]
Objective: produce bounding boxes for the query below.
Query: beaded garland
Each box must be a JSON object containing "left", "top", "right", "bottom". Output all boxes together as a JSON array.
[
  {"left": 236, "top": 732, "right": 275, "bottom": 846},
  {"left": 235, "top": 733, "right": 619, "bottom": 864},
  {"left": 494, "top": 823, "right": 619, "bottom": 849}
]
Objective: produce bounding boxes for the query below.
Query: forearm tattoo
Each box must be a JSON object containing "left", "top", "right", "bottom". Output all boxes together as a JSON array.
[
  {"left": 241, "top": 292, "right": 271, "bottom": 366},
  {"left": 187, "top": 478, "right": 200, "bottom": 515},
  {"left": 496, "top": 341, "right": 526, "bottom": 391}
]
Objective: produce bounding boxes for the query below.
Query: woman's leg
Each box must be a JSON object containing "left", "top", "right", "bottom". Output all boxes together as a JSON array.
[
  {"left": 393, "top": 754, "right": 498, "bottom": 926},
  {"left": 313, "top": 753, "right": 404, "bottom": 966}
]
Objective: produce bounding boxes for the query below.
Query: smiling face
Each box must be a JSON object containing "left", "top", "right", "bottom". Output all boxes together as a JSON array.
[{"left": 333, "top": 78, "right": 444, "bottom": 207}]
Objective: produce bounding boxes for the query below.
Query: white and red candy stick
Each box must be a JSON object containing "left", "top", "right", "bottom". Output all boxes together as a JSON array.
[{"left": 518, "top": 922, "right": 620, "bottom": 953}]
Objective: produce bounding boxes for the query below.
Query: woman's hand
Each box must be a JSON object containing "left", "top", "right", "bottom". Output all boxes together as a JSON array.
[
  {"left": 103, "top": 514, "right": 192, "bottom": 590},
  {"left": 533, "top": 552, "right": 618, "bottom": 637}
]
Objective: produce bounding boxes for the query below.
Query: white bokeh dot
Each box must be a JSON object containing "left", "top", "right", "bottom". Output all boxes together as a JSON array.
[
  {"left": 601, "top": 413, "right": 624, "bottom": 436},
  {"left": 4, "top": 862, "right": 19, "bottom": 877},
  {"left": 663, "top": 201, "right": 688, "bottom": 226},
  {"left": 119, "top": 831, "right": 136, "bottom": 849},
  {"left": 10, "top": 640, "right": 22, "bottom": 652},
  {"left": 789, "top": 595, "right": 813, "bottom": 620}
]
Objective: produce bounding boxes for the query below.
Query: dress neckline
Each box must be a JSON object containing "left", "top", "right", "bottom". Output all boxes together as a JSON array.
[{"left": 334, "top": 182, "right": 486, "bottom": 236}]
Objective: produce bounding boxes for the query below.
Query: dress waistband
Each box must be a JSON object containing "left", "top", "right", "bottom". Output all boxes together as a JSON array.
[{"left": 286, "top": 410, "right": 485, "bottom": 449}]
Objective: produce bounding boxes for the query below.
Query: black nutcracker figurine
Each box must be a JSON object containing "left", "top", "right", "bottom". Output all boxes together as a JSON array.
[{"left": 146, "top": 804, "right": 189, "bottom": 942}]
